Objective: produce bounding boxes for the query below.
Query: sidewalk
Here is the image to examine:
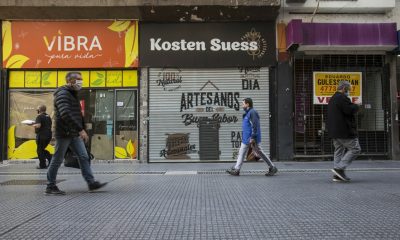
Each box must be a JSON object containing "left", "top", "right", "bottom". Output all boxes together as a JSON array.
[
  {"left": 0, "top": 160, "right": 399, "bottom": 239},
  {"left": 3, "top": 159, "right": 400, "bottom": 173}
]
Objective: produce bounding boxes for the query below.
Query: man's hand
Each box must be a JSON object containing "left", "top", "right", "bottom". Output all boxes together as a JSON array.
[
  {"left": 354, "top": 98, "right": 362, "bottom": 105},
  {"left": 79, "top": 130, "right": 89, "bottom": 143},
  {"left": 250, "top": 138, "right": 255, "bottom": 144}
]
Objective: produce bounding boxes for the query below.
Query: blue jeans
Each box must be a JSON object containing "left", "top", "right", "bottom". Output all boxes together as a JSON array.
[{"left": 47, "top": 136, "right": 95, "bottom": 186}]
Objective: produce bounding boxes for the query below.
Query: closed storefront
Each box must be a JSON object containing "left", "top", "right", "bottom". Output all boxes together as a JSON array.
[
  {"left": 286, "top": 20, "right": 397, "bottom": 159},
  {"left": 140, "top": 22, "right": 275, "bottom": 162},
  {"left": 3, "top": 21, "right": 140, "bottom": 161},
  {"left": 148, "top": 68, "right": 269, "bottom": 161},
  {"left": 293, "top": 55, "right": 389, "bottom": 157}
]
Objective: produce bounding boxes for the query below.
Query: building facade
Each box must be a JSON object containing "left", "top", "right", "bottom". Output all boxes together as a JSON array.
[
  {"left": 3, "top": 21, "right": 139, "bottom": 160},
  {"left": 0, "top": 0, "right": 280, "bottom": 162},
  {"left": 2, "top": 0, "right": 399, "bottom": 162},
  {"left": 140, "top": 22, "right": 275, "bottom": 162},
  {"left": 276, "top": 0, "right": 400, "bottom": 160}
]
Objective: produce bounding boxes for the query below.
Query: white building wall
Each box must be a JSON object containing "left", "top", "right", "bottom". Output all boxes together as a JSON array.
[
  {"left": 284, "top": 0, "right": 395, "bottom": 14},
  {"left": 278, "top": 0, "right": 400, "bottom": 25}
]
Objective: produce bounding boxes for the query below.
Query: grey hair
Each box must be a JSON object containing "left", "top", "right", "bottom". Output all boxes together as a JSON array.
[
  {"left": 65, "top": 72, "right": 82, "bottom": 82},
  {"left": 337, "top": 80, "right": 351, "bottom": 90}
]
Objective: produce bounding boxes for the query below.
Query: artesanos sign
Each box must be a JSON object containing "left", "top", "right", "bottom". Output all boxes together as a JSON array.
[
  {"left": 140, "top": 23, "right": 274, "bottom": 67},
  {"left": 2, "top": 21, "right": 139, "bottom": 68}
]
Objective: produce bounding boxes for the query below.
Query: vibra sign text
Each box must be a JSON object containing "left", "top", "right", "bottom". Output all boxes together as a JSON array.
[{"left": 44, "top": 35, "right": 102, "bottom": 52}]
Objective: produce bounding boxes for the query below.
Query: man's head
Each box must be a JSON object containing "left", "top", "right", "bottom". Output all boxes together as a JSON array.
[
  {"left": 66, "top": 72, "right": 83, "bottom": 91},
  {"left": 242, "top": 97, "right": 253, "bottom": 111},
  {"left": 37, "top": 105, "right": 46, "bottom": 114},
  {"left": 337, "top": 81, "right": 351, "bottom": 96}
]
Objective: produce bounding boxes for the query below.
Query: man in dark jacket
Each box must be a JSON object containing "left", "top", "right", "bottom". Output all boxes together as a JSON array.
[
  {"left": 226, "top": 98, "right": 278, "bottom": 176},
  {"left": 46, "top": 72, "right": 107, "bottom": 195},
  {"left": 327, "top": 80, "right": 361, "bottom": 182},
  {"left": 31, "top": 105, "right": 52, "bottom": 169}
]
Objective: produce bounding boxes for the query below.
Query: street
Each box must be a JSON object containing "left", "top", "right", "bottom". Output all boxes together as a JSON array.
[{"left": 0, "top": 161, "right": 399, "bottom": 239}]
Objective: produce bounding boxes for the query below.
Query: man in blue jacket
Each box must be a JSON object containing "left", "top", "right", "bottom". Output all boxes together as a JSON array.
[{"left": 227, "top": 98, "right": 277, "bottom": 176}]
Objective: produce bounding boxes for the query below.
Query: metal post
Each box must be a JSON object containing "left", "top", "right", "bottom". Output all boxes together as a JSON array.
[{"left": 388, "top": 55, "right": 400, "bottom": 159}]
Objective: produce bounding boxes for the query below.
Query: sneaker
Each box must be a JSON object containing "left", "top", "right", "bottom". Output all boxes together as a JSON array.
[
  {"left": 45, "top": 185, "right": 66, "bottom": 195},
  {"left": 226, "top": 167, "right": 240, "bottom": 176},
  {"left": 332, "top": 175, "right": 343, "bottom": 182},
  {"left": 331, "top": 169, "right": 350, "bottom": 181},
  {"left": 341, "top": 171, "right": 351, "bottom": 181},
  {"left": 88, "top": 181, "right": 108, "bottom": 191},
  {"left": 265, "top": 166, "right": 278, "bottom": 176}
]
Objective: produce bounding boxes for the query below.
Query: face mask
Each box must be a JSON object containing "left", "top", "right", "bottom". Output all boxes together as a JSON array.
[
  {"left": 344, "top": 91, "right": 350, "bottom": 96},
  {"left": 74, "top": 80, "right": 83, "bottom": 90}
]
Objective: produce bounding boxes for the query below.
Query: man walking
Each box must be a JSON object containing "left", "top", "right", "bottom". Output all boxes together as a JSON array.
[
  {"left": 46, "top": 72, "right": 107, "bottom": 195},
  {"left": 227, "top": 98, "right": 278, "bottom": 176},
  {"left": 32, "top": 105, "right": 52, "bottom": 169},
  {"left": 327, "top": 80, "right": 361, "bottom": 182}
]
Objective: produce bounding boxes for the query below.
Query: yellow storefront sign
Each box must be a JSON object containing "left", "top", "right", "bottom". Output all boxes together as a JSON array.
[
  {"left": 41, "top": 71, "right": 57, "bottom": 88},
  {"left": 313, "top": 72, "right": 362, "bottom": 105},
  {"left": 90, "top": 71, "right": 106, "bottom": 87},
  {"left": 25, "top": 71, "right": 41, "bottom": 88},
  {"left": 9, "top": 70, "right": 138, "bottom": 88}
]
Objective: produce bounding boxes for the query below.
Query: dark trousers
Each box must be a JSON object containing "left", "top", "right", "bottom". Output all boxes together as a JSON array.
[{"left": 36, "top": 136, "right": 52, "bottom": 168}]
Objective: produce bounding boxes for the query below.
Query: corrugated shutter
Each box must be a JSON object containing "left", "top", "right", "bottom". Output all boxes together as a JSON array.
[{"left": 149, "top": 68, "right": 270, "bottom": 162}]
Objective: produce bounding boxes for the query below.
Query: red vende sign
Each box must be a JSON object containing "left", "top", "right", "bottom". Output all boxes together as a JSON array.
[{"left": 2, "top": 21, "right": 138, "bottom": 68}]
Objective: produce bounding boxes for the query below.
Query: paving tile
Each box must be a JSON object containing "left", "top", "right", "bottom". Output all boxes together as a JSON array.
[{"left": 0, "top": 163, "right": 399, "bottom": 239}]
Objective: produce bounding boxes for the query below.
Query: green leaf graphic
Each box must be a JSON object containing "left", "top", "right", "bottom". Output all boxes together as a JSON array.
[
  {"left": 42, "top": 72, "right": 51, "bottom": 81},
  {"left": 92, "top": 79, "right": 103, "bottom": 86},
  {"left": 97, "top": 72, "right": 104, "bottom": 78}
]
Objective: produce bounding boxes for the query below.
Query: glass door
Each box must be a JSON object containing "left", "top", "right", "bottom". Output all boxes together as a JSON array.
[
  {"left": 90, "top": 90, "right": 115, "bottom": 160},
  {"left": 115, "top": 90, "right": 138, "bottom": 159}
]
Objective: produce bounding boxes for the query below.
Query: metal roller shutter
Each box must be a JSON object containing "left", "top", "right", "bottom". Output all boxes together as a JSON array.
[
  {"left": 149, "top": 68, "right": 270, "bottom": 162},
  {"left": 294, "top": 55, "right": 389, "bottom": 158}
]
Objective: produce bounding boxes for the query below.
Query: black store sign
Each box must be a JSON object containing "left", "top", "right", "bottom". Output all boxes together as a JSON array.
[{"left": 140, "top": 23, "right": 275, "bottom": 67}]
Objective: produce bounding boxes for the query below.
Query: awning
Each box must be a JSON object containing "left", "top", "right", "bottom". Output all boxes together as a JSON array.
[{"left": 286, "top": 19, "right": 398, "bottom": 52}]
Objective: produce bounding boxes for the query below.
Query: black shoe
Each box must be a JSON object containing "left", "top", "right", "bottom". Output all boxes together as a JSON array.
[
  {"left": 265, "top": 166, "right": 278, "bottom": 176},
  {"left": 226, "top": 167, "right": 240, "bottom": 176},
  {"left": 331, "top": 169, "right": 350, "bottom": 181},
  {"left": 332, "top": 175, "right": 343, "bottom": 182},
  {"left": 341, "top": 170, "right": 351, "bottom": 181},
  {"left": 45, "top": 185, "right": 66, "bottom": 195},
  {"left": 37, "top": 166, "right": 47, "bottom": 169},
  {"left": 88, "top": 181, "right": 108, "bottom": 191}
]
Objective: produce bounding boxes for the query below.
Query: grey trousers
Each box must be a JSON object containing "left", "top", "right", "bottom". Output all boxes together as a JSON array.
[
  {"left": 234, "top": 143, "right": 274, "bottom": 170},
  {"left": 333, "top": 138, "right": 361, "bottom": 170}
]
